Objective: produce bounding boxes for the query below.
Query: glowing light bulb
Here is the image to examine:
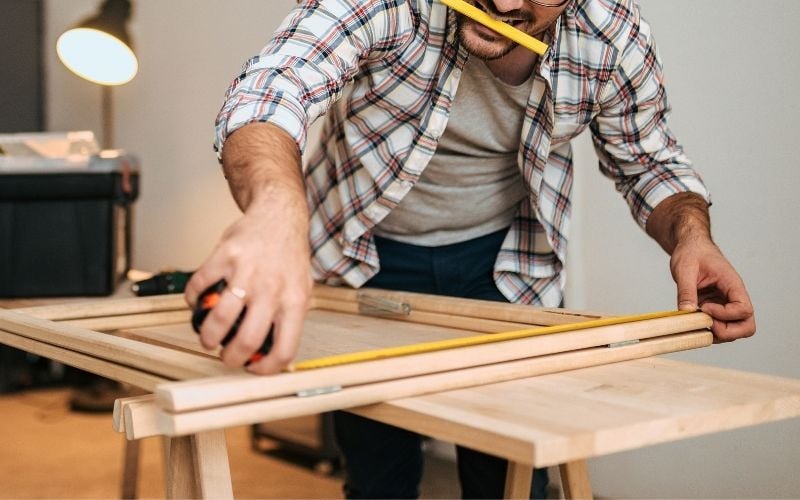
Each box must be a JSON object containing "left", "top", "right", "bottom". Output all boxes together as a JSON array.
[{"left": 56, "top": 28, "right": 138, "bottom": 86}]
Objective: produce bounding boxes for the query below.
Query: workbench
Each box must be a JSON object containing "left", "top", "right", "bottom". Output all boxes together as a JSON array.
[{"left": 2, "top": 287, "right": 799, "bottom": 498}]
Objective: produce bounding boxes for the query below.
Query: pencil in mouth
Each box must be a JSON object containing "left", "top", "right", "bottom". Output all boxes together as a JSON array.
[{"left": 441, "top": 0, "right": 549, "bottom": 55}]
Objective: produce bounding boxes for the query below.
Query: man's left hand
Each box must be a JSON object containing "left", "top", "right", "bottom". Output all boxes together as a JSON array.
[{"left": 670, "top": 238, "right": 756, "bottom": 342}]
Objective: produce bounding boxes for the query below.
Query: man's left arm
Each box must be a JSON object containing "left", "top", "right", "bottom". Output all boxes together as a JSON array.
[
  {"left": 645, "top": 192, "right": 755, "bottom": 341},
  {"left": 589, "top": 6, "right": 754, "bottom": 340}
]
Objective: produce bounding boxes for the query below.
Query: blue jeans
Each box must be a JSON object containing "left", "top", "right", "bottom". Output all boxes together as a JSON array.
[{"left": 333, "top": 230, "right": 549, "bottom": 498}]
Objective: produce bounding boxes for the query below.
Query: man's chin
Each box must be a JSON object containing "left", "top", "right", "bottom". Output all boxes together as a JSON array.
[{"left": 459, "top": 26, "right": 515, "bottom": 60}]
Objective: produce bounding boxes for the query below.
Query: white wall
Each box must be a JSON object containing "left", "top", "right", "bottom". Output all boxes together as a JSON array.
[
  {"left": 45, "top": 1, "right": 799, "bottom": 497},
  {"left": 566, "top": 1, "right": 800, "bottom": 497}
]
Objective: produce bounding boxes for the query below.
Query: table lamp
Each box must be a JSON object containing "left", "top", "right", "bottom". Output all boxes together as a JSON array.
[{"left": 56, "top": 0, "right": 137, "bottom": 148}]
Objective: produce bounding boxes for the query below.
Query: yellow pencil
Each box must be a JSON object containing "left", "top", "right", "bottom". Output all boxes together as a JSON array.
[{"left": 440, "top": 0, "right": 549, "bottom": 56}]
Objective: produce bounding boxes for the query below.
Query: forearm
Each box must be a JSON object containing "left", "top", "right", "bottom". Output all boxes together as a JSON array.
[
  {"left": 190, "top": 121, "right": 313, "bottom": 373},
  {"left": 221, "top": 122, "right": 307, "bottom": 215},
  {"left": 645, "top": 192, "right": 713, "bottom": 255}
]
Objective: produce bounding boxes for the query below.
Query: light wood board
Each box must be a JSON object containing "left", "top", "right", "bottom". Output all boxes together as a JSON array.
[
  {"left": 0, "top": 309, "right": 234, "bottom": 380},
  {"left": 156, "top": 331, "right": 712, "bottom": 436},
  {"left": 156, "top": 312, "right": 711, "bottom": 412},
  {"left": 350, "top": 358, "right": 800, "bottom": 467}
]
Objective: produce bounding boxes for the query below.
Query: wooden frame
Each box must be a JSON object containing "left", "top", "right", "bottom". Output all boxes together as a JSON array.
[
  {"left": 0, "top": 285, "right": 718, "bottom": 499},
  {"left": 0, "top": 285, "right": 713, "bottom": 435}
]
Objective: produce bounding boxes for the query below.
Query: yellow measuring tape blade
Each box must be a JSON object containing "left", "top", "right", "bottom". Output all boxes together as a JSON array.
[
  {"left": 440, "top": 0, "right": 549, "bottom": 56},
  {"left": 291, "top": 309, "right": 694, "bottom": 371}
]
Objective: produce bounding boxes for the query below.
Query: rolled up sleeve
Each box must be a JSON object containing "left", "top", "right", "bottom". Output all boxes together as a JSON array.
[
  {"left": 590, "top": 13, "right": 710, "bottom": 230},
  {"left": 214, "top": 0, "right": 413, "bottom": 159}
]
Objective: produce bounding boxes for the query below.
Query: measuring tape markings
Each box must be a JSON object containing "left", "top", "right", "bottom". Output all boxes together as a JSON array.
[{"left": 291, "top": 309, "right": 697, "bottom": 371}]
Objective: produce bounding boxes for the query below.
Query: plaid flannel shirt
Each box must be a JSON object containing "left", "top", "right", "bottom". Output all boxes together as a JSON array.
[{"left": 214, "top": 0, "right": 709, "bottom": 307}]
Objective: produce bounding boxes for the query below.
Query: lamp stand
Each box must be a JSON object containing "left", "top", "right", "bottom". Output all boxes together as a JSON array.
[{"left": 101, "top": 85, "right": 113, "bottom": 149}]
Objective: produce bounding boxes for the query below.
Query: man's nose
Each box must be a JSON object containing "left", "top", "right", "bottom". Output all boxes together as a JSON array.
[{"left": 492, "top": 0, "right": 525, "bottom": 13}]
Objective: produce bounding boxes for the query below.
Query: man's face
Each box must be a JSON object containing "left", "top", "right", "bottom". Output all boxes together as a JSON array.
[{"left": 457, "top": 0, "right": 568, "bottom": 60}]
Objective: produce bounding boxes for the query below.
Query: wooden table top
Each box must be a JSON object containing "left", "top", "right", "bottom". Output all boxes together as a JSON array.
[{"left": 350, "top": 357, "right": 800, "bottom": 467}]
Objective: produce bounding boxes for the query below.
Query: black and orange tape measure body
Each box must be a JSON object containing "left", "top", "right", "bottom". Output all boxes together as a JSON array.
[{"left": 191, "top": 279, "right": 273, "bottom": 364}]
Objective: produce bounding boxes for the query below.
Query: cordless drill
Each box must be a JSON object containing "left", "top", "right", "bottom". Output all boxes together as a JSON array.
[{"left": 191, "top": 279, "right": 274, "bottom": 364}]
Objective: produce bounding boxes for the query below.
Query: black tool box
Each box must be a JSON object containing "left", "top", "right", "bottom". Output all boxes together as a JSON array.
[{"left": 0, "top": 154, "right": 139, "bottom": 297}]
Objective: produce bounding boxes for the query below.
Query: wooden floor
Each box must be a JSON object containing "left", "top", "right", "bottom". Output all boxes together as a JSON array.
[{"left": 0, "top": 388, "right": 460, "bottom": 499}]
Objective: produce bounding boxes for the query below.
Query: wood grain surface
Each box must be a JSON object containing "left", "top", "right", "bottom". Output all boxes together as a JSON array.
[
  {"left": 352, "top": 358, "right": 800, "bottom": 467},
  {"left": 156, "top": 331, "right": 712, "bottom": 436}
]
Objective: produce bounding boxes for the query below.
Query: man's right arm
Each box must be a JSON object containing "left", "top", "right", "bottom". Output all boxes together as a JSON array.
[
  {"left": 185, "top": 122, "right": 313, "bottom": 374},
  {"left": 189, "top": 1, "right": 415, "bottom": 373}
]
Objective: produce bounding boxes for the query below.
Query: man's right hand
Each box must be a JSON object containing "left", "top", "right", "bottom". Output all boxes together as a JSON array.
[{"left": 185, "top": 122, "right": 312, "bottom": 374}]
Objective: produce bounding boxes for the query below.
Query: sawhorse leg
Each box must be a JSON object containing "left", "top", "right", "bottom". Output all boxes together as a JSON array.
[
  {"left": 115, "top": 395, "right": 234, "bottom": 499},
  {"left": 164, "top": 430, "right": 233, "bottom": 499},
  {"left": 121, "top": 440, "right": 141, "bottom": 499}
]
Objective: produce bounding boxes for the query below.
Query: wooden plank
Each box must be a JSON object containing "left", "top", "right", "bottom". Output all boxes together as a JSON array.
[
  {"left": 360, "top": 357, "right": 800, "bottom": 468},
  {"left": 312, "top": 285, "right": 605, "bottom": 325},
  {"left": 156, "top": 331, "right": 711, "bottom": 436},
  {"left": 503, "top": 462, "right": 533, "bottom": 499},
  {"left": 0, "top": 329, "right": 169, "bottom": 391},
  {"left": 559, "top": 460, "right": 592, "bottom": 499},
  {"left": 157, "top": 313, "right": 712, "bottom": 413},
  {"left": 293, "top": 309, "right": 698, "bottom": 370},
  {"left": 116, "top": 324, "right": 218, "bottom": 357},
  {"left": 0, "top": 309, "right": 234, "bottom": 380},
  {"left": 123, "top": 396, "right": 160, "bottom": 440},
  {"left": 114, "top": 394, "right": 155, "bottom": 433},
  {"left": 313, "top": 297, "right": 537, "bottom": 333},
  {"left": 11, "top": 294, "right": 188, "bottom": 321},
  {"left": 9, "top": 285, "right": 598, "bottom": 328},
  {"left": 68, "top": 310, "right": 190, "bottom": 332}
]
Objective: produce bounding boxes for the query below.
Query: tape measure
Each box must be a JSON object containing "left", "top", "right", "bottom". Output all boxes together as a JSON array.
[
  {"left": 192, "top": 279, "right": 273, "bottom": 364},
  {"left": 290, "top": 308, "right": 695, "bottom": 371}
]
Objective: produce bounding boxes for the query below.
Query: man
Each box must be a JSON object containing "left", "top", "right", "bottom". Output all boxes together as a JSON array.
[{"left": 187, "top": 0, "right": 756, "bottom": 497}]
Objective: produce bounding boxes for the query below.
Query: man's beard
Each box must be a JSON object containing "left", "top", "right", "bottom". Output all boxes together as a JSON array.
[{"left": 455, "top": 1, "right": 535, "bottom": 60}]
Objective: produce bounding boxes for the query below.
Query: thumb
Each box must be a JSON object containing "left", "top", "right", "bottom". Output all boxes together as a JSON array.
[{"left": 674, "top": 266, "right": 699, "bottom": 311}]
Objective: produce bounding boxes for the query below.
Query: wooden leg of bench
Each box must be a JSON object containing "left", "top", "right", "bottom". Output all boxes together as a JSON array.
[
  {"left": 120, "top": 439, "right": 141, "bottom": 499},
  {"left": 504, "top": 461, "right": 533, "bottom": 499},
  {"left": 165, "top": 431, "right": 233, "bottom": 499},
  {"left": 559, "top": 460, "right": 592, "bottom": 499},
  {"left": 165, "top": 436, "right": 200, "bottom": 499},
  {"left": 193, "top": 430, "right": 233, "bottom": 499}
]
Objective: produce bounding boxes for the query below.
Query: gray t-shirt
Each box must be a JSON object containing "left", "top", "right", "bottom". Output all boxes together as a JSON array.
[{"left": 374, "top": 58, "right": 532, "bottom": 246}]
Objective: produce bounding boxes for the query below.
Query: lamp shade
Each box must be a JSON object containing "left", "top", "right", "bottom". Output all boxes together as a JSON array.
[{"left": 56, "top": 0, "right": 138, "bottom": 86}]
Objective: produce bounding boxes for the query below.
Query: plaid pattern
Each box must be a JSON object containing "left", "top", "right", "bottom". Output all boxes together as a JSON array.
[{"left": 215, "top": 0, "right": 709, "bottom": 307}]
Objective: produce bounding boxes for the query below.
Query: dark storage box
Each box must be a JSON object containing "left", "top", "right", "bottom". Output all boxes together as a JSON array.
[{"left": 0, "top": 155, "right": 139, "bottom": 297}]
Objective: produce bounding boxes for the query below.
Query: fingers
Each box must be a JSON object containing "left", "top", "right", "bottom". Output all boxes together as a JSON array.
[
  {"left": 673, "top": 265, "right": 700, "bottom": 311},
  {"left": 707, "top": 314, "right": 757, "bottom": 343},
  {"left": 699, "top": 274, "right": 755, "bottom": 342},
  {"left": 198, "top": 283, "right": 249, "bottom": 350},
  {"left": 671, "top": 244, "right": 756, "bottom": 342},
  {"left": 219, "top": 295, "right": 275, "bottom": 366},
  {"left": 185, "top": 255, "right": 228, "bottom": 308},
  {"left": 701, "top": 293, "right": 755, "bottom": 342},
  {"left": 245, "top": 288, "right": 310, "bottom": 375},
  {"left": 701, "top": 299, "right": 753, "bottom": 322}
]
